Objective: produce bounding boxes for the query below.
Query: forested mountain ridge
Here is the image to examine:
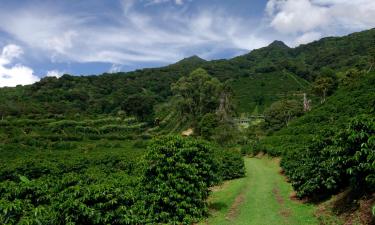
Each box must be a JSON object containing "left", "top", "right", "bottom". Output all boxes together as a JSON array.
[{"left": 1, "top": 28, "right": 374, "bottom": 120}]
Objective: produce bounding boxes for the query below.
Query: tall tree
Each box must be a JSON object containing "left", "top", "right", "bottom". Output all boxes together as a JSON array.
[
  {"left": 264, "top": 99, "right": 303, "bottom": 131},
  {"left": 121, "top": 94, "right": 156, "bottom": 121},
  {"left": 312, "top": 76, "right": 336, "bottom": 103},
  {"left": 171, "top": 68, "right": 222, "bottom": 124}
]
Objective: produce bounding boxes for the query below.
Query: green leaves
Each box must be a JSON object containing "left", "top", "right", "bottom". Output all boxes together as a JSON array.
[
  {"left": 281, "top": 115, "right": 375, "bottom": 199},
  {"left": 171, "top": 68, "right": 223, "bottom": 125},
  {"left": 140, "top": 136, "right": 221, "bottom": 224},
  {"left": 19, "top": 175, "right": 30, "bottom": 184}
]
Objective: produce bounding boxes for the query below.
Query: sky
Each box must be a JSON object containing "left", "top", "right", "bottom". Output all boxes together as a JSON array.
[{"left": 0, "top": 0, "right": 375, "bottom": 87}]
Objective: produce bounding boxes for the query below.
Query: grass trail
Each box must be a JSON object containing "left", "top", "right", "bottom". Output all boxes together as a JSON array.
[{"left": 201, "top": 157, "right": 318, "bottom": 225}]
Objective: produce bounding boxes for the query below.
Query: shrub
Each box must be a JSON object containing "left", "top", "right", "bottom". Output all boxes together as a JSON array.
[
  {"left": 139, "top": 136, "right": 220, "bottom": 224},
  {"left": 334, "top": 115, "right": 375, "bottom": 190},
  {"left": 132, "top": 139, "right": 148, "bottom": 149},
  {"left": 241, "top": 140, "right": 262, "bottom": 156},
  {"left": 281, "top": 115, "right": 375, "bottom": 199},
  {"left": 219, "top": 150, "right": 245, "bottom": 180}
]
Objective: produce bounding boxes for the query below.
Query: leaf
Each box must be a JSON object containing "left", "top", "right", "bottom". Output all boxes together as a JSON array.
[{"left": 19, "top": 175, "right": 30, "bottom": 184}]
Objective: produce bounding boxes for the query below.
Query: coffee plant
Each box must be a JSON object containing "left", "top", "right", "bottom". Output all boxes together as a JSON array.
[{"left": 281, "top": 115, "right": 375, "bottom": 199}]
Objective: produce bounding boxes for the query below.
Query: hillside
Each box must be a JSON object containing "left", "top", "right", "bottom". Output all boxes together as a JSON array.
[
  {"left": 1, "top": 28, "right": 375, "bottom": 225},
  {"left": 260, "top": 71, "right": 375, "bottom": 156},
  {"left": 255, "top": 71, "right": 375, "bottom": 224},
  {"left": 1, "top": 28, "right": 375, "bottom": 119}
]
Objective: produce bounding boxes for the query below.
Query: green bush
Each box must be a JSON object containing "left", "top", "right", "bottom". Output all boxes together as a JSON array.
[
  {"left": 139, "top": 136, "right": 221, "bottom": 224},
  {"left": 334, "top": 115, "right": 375, "bottom": 190},
  {"left": 281, "top": 116, "right": 375, "bottom": 199},
  {"left": 241, "top": 140, "right": 263, "bottom": 156},
  {"left": 219, "top": 150, "right": 245, "bottom": 180}
]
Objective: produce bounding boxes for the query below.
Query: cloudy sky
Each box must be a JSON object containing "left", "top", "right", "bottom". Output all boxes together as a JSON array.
[{"left": 1, "top": 0, "right": 375, "bottom": 87}]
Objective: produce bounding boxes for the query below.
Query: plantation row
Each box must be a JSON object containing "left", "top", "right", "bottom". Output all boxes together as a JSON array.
[
  {"left": 0, "top": 136, "right": 244, "bottom": 224},
  {"left": 0, "top": 117, "right": 148, "bottom": 149},
  {"left": 257, "top": 72, "right": 375, "bottom": 200},
  {"left": 1, "top": 117, "right": 145, "bottom": 133},
  {"left": 282, "top": 116, "right": 374, "bottom": 198}
]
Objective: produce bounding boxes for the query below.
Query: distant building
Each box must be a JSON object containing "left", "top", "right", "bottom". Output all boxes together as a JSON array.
[{"left": 234, "top": 115, "right": 265, "bottom": 128}]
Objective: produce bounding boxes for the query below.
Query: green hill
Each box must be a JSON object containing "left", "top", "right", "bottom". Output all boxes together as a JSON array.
[
  {"left": 1, "top": 28, "right": 375, "bottom": 119},
  {"left": 260, "top": 71, "right": 375, "bottom": 156},
  {"left": 1, "top": 28, "right": 375, "bottom": 225}
]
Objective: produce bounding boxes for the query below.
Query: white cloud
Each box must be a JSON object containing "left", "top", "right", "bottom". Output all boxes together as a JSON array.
[
  {"left": 108, "top": 64, "right": 123, "bottom": 73},
  {"left": 266, "top": 0, "right": 375, "bottom": 45},
  {"left": 0, "top": 44, "right": 24, "bottom": 64},
  {"left": 266, "top": 0, "right": 330, "bottom": 34},
  {"left": 0, "top": 44, "right": 39, "bottom": 87},
  {"left": 175, "top": 0, "right": 183, "bottom": 5},
  {"left": 145, "top": 0, "right": 185, "bottom": 6},
  {"left": 0, "top": 3, "right": 268, "bottom": 66},
  {"left": 295, "top": 31, "right": 322, "bottom": 46},
  {"left": 46, "top": 70, "right": 63, "bottom": 78}
]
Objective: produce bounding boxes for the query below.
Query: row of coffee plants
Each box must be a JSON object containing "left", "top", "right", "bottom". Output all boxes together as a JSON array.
[
  {"left": 0, "top": 117, "right": 147, "bottom": 151},
  {"left": 0, "top": 133, "right": 245, "bottom": 224},
  {"left": 280, "top": 116, "right": 374, "bottom": 199}
]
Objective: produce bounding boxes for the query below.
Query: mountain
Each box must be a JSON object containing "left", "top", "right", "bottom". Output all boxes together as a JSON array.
[
  {"left": 174, "top": 55, "right": 206, "bottom": 65},
  {"left": 0, "top": 28, "right": 374, "bottom": 119},
  {"left": 267, "top": 40, "right": 290, "bottom": 49}
]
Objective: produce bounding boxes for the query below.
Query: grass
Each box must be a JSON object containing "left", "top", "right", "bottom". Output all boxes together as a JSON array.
[{"left": 200, "top": 157, "right": 318, "bottom": 225}]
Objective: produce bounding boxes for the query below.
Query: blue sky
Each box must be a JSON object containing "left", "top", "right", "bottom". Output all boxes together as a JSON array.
[{"left": 1, "top": 0, "right": 375, "bottom": 87}]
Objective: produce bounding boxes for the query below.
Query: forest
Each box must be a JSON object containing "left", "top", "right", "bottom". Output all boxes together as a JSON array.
[{"left": 0, "top": 28, "right": 375, "bottom": 224}]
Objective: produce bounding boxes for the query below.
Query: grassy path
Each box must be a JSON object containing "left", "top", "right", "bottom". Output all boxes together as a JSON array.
[{"left": 200, "top": 157, "right": 318, "bottom": 225}]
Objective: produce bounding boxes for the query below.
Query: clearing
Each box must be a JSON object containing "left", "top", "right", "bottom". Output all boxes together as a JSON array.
[{"left": 200, "top": 157, "right": 318, "bottom": 225}]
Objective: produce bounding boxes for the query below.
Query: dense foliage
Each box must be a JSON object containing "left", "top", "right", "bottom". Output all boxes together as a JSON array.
[
  {"left": 140, "top": 136, "right": 220, "bottom": 224},
  {"left": 171, "top": 68, "right": 223, "bottom": 125},
  {"left": 281, "top": 116, "right": 374, "bottom": 199},
  {"left": 0, "top": 114, "right": 245, "bottom": 224},
  {"left": 0, "top": 140, "right": 144, "bottom": 224},
  {"left": 264, "top": 99, "right": 303, "bottom": 132},
  {"left": 1, "top": 28, "right": 375, "bottom": 224},
  {"left": 259, "top": 71, "right": 375, "bottom": 156},
  {"left": 257, "top": 70, "right": 375, "bottom": 201},
  {"left": 156, "top": 68, "right": 239, "bottom": 146},
  {"left": 2, "top": 28, "right": 374, "bottom": 120}
]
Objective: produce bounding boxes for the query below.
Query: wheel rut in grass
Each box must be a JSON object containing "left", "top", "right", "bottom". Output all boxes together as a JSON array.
[
  {"left": 226, "top": 189, "right": 246, "bottom": 220},
  {"left": 203, "top": 157, "right": 318, "bottom": 225},
  {"left": 273, "top": 186, "right": 292, "bottom": 219}
]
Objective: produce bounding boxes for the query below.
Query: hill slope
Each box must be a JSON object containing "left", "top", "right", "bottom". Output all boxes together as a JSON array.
[
  {"left": 0, "top": 28, "right": 374, "bottom": 118},
  {"left": 260, "top": 71, "right": 375, "bottom": 156}
]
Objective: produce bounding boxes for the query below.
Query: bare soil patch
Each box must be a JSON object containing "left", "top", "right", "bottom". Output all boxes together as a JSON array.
[
  {"left": 273, "top": 187, "right": 285, "bottom": 205},
  {"left": 273, "top": 186, "right": 293, "bottom": 219},
  {"left": 226, "top": 192, "right": 246, "bottom": 221}
]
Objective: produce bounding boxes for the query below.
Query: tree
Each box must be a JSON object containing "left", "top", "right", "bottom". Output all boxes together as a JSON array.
[
  {"left": 311, "top": 67, "right": 338, "bottom": 103},
  {"left": 170, "top": 69, "right": 237, "bottom": 144},
  {"left": 264, "top": 99, "right": 303, "bottom": 131},
  {"left": 198, "top": 113, "right": 219, "bottom": 139},
  {"left": 340, "top": 68, "right": 363, "bottom": 88},
  {"left": 121, "top": 94, "right": 156, "bottom": 121},
  {"left": 171, "top": 68, "right": 222, "bottom": 125},
  {"left": 312, "top": 76, "right": 336, "bottom": 103},
  {"left": 216, "top": 82, "right": 236, "bottom": 123}
]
